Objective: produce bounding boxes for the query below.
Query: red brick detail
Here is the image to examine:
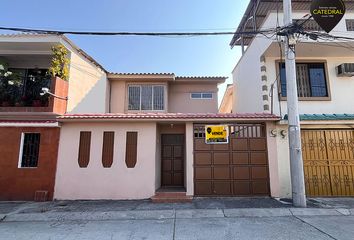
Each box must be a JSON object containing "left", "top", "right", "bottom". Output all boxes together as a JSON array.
[
  {"left": 0, "top": 77, "right": 68, "bottom": 114},
  {"left": 51, "top": 77, "right": 68, "bottom": 115},
  {"left": 0, "top": 127, "right": 60, "bottom": 201}
]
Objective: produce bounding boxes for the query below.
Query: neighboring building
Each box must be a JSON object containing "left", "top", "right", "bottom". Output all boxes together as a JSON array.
[
  {"left": 54, "top": 73, "right": 279, "bottom": 201},
  {"left": 219, "top": 84, "right": 234, "bottom": 113},
  {"left": 0, "top": 34, "right": 107, "bottom": 200},
  {"left": 231, "top": 0, "right": 354, "bottom": 197}
]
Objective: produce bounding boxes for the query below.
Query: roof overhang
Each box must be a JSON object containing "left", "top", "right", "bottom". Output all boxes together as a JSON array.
[
  {"left": 108, "top": 73, "right": 227, "bottom": 83},
  {"left": 57, "top": 113, "right": 280, "bottom": 123},
  {"left": 0, "top": 120, "right": 59, "bottom": 127},
  {"left": 264, "top": 41, "right": 354, "bottom": 58}
]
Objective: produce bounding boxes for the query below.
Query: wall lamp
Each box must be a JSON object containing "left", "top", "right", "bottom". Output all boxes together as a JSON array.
[{"left": 40, "top": 87, "right": 68, "bottom": 100}]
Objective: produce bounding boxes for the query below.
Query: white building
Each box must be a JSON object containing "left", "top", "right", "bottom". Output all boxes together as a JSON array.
[{"left": 231, "top": 0, "right": 354, "bottom": 197}]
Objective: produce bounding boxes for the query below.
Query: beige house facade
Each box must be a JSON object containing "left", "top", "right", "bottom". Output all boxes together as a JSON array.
[{"left": 54, "top": 73, "right": 280, "bottom": 201}]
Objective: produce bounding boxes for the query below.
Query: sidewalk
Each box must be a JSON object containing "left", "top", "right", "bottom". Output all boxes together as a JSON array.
[
  {"left": 1, "top": 198, "right": 354, "bottom": 240},
  {"left": 1, "top": 197, "right": 353, "bottom": 222}
]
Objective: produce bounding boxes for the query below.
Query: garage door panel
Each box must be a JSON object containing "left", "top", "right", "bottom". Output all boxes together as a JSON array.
[
  {"left": 249, "top": 139, "right": 266, "bottom": 151},
  {"left": 213, "top": 182, "right": 232, "bottom": 195},
  {"left": 252, "top": 180, "right": 269, "bottom": 195},
  {"left": 250, "top": 152, "right": 267, "bottom": 165},
  {"left": 233, "top": 166, "right": 250, "bottom": 180},
  {"left": 232, "top": 139, "right": 248, "bottom": 151},
  {"left": 195, "top": 167, "right": 212, "bottom": 180},
  {"left": 232, "top": 152, "right": 249, "bottom": 164},
  {"left": 214, "top": 152, "right": 230, "bottom": 165},
  {"left": 213, "top": 144, "right": 229, "bottom": 151},
  {"left": 214, "top": 167, "right": 230, "bottom": 180},
  {"left": 195, "top": 138, "right": 211, "bottom": 151},
  {"left": 195, "top": 152, "right": 212, "bottom": 165},
  {"left": 233, "top": 182, "right": 251, "bottom": 195},
  {"left": 195, "top": 181, "right": 212, "bottom": 195},
  {"left": 251, "top": 166, "right": 268, "bottom": 179}
]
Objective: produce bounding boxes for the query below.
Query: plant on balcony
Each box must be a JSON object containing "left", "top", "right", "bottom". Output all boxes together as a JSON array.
[
  {"left": 0, "top": 59, "right": 14, "bottom": 106},
  {"left": 49, "top": 44, "right": 70, "bottom": 81}
]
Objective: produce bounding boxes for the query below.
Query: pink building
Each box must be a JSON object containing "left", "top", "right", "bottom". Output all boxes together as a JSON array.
[{"left": 54, "top": 73, "right": 279, "bottom": 201}]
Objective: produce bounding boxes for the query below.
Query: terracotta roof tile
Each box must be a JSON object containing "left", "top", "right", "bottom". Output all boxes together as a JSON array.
[{"left": 58, "top": 112, "right": 279, "bottom": 121}]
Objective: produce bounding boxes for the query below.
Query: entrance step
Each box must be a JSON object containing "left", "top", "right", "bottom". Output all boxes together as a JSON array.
[{"left": 151, "top": 188, "right": 193, "bottom": 203}]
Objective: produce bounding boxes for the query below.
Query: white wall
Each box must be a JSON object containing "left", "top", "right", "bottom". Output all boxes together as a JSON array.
[{"left": 54, "top": 122, "right": 157, "bottom": 200}]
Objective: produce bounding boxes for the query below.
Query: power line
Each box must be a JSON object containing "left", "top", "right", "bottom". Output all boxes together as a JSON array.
[{"left": 0, "top": 26, "right": 276, "bottom": 37}]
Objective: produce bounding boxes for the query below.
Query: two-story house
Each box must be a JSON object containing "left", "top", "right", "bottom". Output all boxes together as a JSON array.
[
  {"left": 54, "top": 73, "right": 278, "bottom": 201},
  {"left": 0, "top": 34, "right": 107, "bottom": 200},
  {"left": 231, "top": 0, "right": 354, "bottom": 197}
]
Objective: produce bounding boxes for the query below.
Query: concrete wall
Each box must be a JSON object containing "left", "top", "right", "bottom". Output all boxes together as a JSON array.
[
  {"left": 0, "top": 127, "right": 60, "bottom": 201},
  {"left": 168, "top": 82, "right": 219, "bottom": 113},
  {"left": 65, "top": 49, "right": 107, "bottom": 114},
  {"left": 54, "top": 122, "right": 157, "bottom": 200},
  {"left": 185, "top": 122, "right": 194, "bottom": 196}
]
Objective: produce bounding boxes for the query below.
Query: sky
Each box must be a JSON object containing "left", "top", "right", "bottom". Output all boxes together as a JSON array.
[{"left": 0, "top": 0, "right": 249, "bottom": 105}]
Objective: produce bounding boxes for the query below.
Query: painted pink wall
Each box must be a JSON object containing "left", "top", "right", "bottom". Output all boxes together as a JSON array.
[{"left": 54, "top": 122, "right": 157, "bottom": 200}]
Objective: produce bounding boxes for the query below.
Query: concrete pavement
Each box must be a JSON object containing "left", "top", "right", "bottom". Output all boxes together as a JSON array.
[{"left": 1, "top": 198, "right": 354, "bottom": 239}]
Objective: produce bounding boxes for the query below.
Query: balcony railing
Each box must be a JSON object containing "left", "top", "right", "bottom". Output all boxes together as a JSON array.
[{"left": 0, "top": 75, "right": 51, "bottom": 107}]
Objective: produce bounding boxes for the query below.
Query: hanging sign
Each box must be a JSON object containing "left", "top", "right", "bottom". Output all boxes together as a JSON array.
[
  {"left": 310, "top": 0, "right": 346, "bottom": 33},
  {"left": 205, "top": 125, "right": 229, "bottom": 144}
]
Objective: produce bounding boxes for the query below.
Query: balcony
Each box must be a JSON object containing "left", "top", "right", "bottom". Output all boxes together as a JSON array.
[{"left": 0, "top": 75, "right": 68, "bottom": 115}]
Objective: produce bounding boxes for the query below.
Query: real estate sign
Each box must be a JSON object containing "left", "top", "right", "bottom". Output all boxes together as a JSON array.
[
  {"left": 205, "top": 125, "right": 229, "bottom": 144},
  {"left": 310, "top": 0, "right": 346, "bottom": 33}
]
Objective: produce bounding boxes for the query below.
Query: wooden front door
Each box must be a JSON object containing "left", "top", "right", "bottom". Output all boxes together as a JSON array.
[{"left": 161, "top": 134, "right": 184, "bottom": 187}]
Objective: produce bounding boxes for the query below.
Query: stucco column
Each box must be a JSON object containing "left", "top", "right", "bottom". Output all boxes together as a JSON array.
[{"left": 185, "top": 122, "right": 194, "bottom": 196}]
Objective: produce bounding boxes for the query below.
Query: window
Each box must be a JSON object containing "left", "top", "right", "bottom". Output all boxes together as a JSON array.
[
  {"left": 19, "top": 133, "right": 41, "bottom": 168},
  {"left": 128, "top": 85, "right": 164, "bottom": 111},
  {"left": 346, "top": 19, "right": 354, "bottom": 31},
  {"left": 191, "top": 92, "right": 213, "bottom": 99},
  {"left": 78, "top": 131, "right": 91, "bottom": 168},
  {"left": 125, "top": 132, "right": 138, "bottom": 168},
  {"left": 279, "top": 62, "right": 328, "bottom": 98},
  {"left": 102, "top": 132, "right": 114, "bottom": 168}
]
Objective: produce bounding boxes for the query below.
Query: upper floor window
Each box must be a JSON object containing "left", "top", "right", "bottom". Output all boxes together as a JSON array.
[
  {"left": 346, "top": 19, "right": 354, "bottom": 31},
  {"left": 128, "top": 85, "right": 164, "bottom": 111},
  {"left": 279, "top": 62, "right": 328, "bottom": 99},
  {"left": 191, "top": 92, "right": 213, "bottom": 99}
]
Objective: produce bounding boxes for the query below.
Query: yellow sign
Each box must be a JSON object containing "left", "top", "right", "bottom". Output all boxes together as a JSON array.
[{"left": 205, "top": 125, "right": 229, "bottom": 144}]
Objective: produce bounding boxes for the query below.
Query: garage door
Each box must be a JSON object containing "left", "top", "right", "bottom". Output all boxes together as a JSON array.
[
  {"left": 193, "top": 123, "right": 270, "bottom": 196},
  {"left": 302, "top": 129, "right": 354, "bottom": 196}
]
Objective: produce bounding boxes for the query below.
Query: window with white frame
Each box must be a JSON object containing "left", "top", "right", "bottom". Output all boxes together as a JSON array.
[
  {"left": 191, "top": 92, "right": 213, "bottom": 99},
  {"left": 19, "top": 133, "right": 41, "bottom": 168},
  {"left": 128, "top": 85, "right": 165, "bottom": 111}
]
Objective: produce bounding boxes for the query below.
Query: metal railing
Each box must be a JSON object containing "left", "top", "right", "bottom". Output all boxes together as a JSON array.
[{"left": 0, "top": 75, "right": 52, "bottom": 107}]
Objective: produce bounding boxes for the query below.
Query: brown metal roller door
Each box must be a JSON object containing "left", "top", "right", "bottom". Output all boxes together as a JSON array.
[{"left": 193, "top": 123, "right": 270, "bottom": 196}]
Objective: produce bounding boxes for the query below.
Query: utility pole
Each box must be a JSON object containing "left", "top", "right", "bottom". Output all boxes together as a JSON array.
[{"left": 283, "top": 0, "right": 307, "bottom": 207}]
